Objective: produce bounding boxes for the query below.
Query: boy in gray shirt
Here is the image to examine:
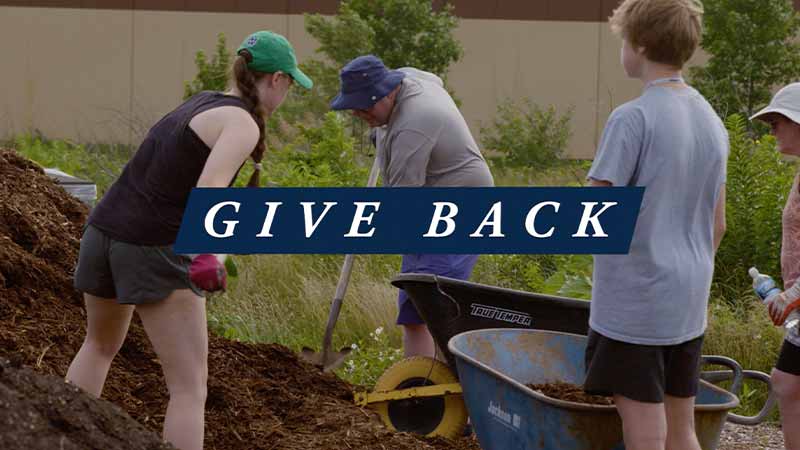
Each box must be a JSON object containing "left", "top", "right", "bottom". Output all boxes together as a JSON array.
[
  {"left": 330, "top": 55, "right": 493, "bottom": 359},
  {"left": 584, "top": 1, "right": 728, "bottom": 449}
]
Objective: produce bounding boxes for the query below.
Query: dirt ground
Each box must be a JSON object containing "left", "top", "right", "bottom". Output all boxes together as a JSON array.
[
  {"left": 0, "top": 149, "right": 479, "bottom": 450},
  {"left": 719, "top": 422, "right": 785, "bottom": 450}
]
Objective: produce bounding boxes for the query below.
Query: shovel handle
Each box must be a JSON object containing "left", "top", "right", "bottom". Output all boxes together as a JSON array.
[
  {"left": 322, "top": 254, "right": 356, "bottom": 351},
  {"left": 320, "top": 155, "right": 382, "bottom": 361}
]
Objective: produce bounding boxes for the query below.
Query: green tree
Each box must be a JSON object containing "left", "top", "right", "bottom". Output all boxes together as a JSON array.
[
  {"left": 184, "top": 33, "right": 232, "bottom": 100},
  {"left": 690, "top": 0, "right": 800, "bottom": 119},
  {"left": 305, "top": 0, "right": 463, "bottom": 76}
]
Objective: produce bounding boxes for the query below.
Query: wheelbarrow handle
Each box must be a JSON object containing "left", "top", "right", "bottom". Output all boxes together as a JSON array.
[
  {"left": 700, "top": 355, "right": 744, "bottom": 395},
  {"left": 700, "top": 355, "right": 776, "bottom": 426},
  {"left": 726, "top": 370, "right": 776, "bottom": 426}
]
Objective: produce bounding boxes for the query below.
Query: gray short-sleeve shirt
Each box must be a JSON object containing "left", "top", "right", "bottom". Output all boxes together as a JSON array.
[
  {"left": 588, "top": 86, "right": 728, "bottom": 345},
  {"left": 374, "top": 68, "right": 494, "bottom": 188}
]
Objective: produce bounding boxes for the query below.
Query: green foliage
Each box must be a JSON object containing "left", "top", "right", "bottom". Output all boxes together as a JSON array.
[
  {"left": 472, "top": 254, "right": 593, "bottom": 300},
  {"left": 336, "top": 326, "right": 403, "bottom": 387},
  {"left": 480, "top": 98, "right": 573, "bottom": 170},
  {"left": 267, "top": 60, "right": 342, "bottom": 142},
  {"left": 11, "top": 134, "right": 131, "bottom": 196},
  {"left": 714, "top": 115, "right": 796, "bottom": 301},
  {"left": 305, "top": 0, "right": 463, "bottom": 76},
  {"left": 184, "top": 33, "right": 232, "bottom": 100},
  {"left": 264, "top": 112, "right": 369, "bottom": 187},
  {"left": 690, "top": 0, "right": 800, "bottom": 119}
]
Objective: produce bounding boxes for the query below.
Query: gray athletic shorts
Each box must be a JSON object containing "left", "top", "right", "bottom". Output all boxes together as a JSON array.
[{"left": 74, "top": 224, "right": 203, "bottom": 304}]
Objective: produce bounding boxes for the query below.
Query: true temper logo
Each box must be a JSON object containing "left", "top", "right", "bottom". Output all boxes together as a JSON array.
[
  {"left": 470, "top": 304, "right": 532, "bottom": 327},
  {"left": 487, "top": 401, "right": 521, "bottom": 430}
]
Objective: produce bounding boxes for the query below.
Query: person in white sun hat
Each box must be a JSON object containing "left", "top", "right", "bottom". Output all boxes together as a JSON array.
[{"left": 751, "top": 82, "right": 800, "bottom": 450}]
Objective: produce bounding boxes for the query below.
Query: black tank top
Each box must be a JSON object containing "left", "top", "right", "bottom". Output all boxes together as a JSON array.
[{"left": 90, "top": 91, "right": 251, "bottom": 245}]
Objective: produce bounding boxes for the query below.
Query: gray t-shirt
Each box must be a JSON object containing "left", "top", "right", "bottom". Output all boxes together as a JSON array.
[
  {"left": 587, "top": 85, "right": 728, "bottom": 345},
  {"left": 374, "top": 68, "right": 494, "bottom": 187}
]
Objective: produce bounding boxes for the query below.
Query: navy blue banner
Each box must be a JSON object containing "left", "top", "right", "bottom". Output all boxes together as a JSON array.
[{"left": 173, "top": 187, "right": 643, "bottom": 254}]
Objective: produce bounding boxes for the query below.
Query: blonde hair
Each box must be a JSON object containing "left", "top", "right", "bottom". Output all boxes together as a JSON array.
[{"left": 610, "top": 0, "right": 704, "bottom": 68}]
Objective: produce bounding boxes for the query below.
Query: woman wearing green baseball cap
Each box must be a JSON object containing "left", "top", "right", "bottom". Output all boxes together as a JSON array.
[{"left": 67, "top": 30, "right": 311, "bottom": 450}]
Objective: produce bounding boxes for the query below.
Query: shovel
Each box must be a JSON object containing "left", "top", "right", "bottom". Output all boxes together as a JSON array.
[{"left": 300, "top": 155, "right": 381, "bottom": 372}]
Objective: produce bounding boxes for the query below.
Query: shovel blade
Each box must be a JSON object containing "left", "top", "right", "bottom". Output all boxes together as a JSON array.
[{"left": 300, "top": 346, "right": 353, "bottom": 372}]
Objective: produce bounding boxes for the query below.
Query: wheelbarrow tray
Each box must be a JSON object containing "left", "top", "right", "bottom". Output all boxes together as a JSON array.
[
  {"left": 392, "top": 273, "right": 590, "bottom": 369},
  {"left": 449, "top": 328, "right": 740, "bottom": 450}
]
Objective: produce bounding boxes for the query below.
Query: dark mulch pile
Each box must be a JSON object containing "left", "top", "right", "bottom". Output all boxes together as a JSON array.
[
  {"left": 0, "top": 357, "right": 174, "bottom": 450},
  {"left": 0, "top": 149, "right": 479, "bottom": 450},
  {"left": 528, "top": 381, "right": 614, "bottom": 406}
]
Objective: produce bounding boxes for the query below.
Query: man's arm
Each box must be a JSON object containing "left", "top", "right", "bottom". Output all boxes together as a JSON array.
[
  {"left": 713, "top": 184, "right": 726, "bottom": 253},
  {"left": 589, "top": 179, "right": 613, "bottom": 187},
  {"left": 384, "top": 130, "right": 436, "bottom": 186}
]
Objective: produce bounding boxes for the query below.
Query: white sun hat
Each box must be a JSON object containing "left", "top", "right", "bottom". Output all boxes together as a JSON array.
[{"left": 751, "top": 82, "right": 800, "bottom": 125}]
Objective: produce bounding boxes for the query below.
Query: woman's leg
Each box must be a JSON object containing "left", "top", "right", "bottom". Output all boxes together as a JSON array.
[
  {"left": 772, "top": 368, "right": 800, "bottom": 450},
  {"left": 66, "top": 294, "right": 134, "bottom": 397},
  {"left": 136, "top": 288, "right": 208, "bottom": 450}
]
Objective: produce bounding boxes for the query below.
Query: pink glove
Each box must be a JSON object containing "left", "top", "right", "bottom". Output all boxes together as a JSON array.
[
  {"left": 189, "top": 254, "right": 227, "bottom": 292},
  {"left": 767, "top": 291, "right": 800, "bottom": 326}
]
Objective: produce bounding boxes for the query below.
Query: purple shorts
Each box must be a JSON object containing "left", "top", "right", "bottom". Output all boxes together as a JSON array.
[{"left": 396, "top": 254, "right": 479, "bottom": 325}]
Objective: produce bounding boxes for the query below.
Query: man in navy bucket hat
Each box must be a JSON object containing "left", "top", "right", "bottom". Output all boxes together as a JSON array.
[
  {"left": 332, "top": 55, "right": 494, "bottom": 360},
  {"left": 330, "top": 55, "right": 405, "bottom": 114}
]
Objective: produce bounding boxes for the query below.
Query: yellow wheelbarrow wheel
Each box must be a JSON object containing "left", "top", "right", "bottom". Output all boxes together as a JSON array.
[{"left": 372, "top": 356, "right": 467, "bottom": 439}]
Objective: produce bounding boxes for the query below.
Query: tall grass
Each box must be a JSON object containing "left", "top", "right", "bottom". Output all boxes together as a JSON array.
[
  {"left": 703, "top": 298, "right": 784, "bottom": 420},
  {"left": 490, "top": 160, "right": 590, "bottom": 187},
  {"left": 208, "top": 254, "right": 402, "bottom": 350}
]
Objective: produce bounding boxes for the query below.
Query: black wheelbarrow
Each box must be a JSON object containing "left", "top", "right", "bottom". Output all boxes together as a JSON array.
[{"left": 353, "top": 274, "right": 776, "bottom": 439}]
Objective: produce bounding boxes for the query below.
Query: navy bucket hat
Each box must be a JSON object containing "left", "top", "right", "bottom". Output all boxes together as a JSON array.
[{"left": 330, "top": 55, "right": 406, "bottom": 111}]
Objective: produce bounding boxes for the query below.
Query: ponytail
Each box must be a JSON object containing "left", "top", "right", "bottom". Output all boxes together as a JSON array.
[{"left": 233, "top": 50, "right": 267, "bottom": 187}]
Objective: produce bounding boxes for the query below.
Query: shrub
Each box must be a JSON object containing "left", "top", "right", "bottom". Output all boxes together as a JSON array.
[
  {"left": 480, "top": 98, "right": 573, "bottom": 171},
  {"left": 183, "top": 33, "right": 232, "bottom": 100},
  {"left": 713, "top": 115, "right": 796, "bottom": 302},
  {"left": 263, "top": 112, "right": 369, "bottom": 187},
  {"left": 472, "top": 254, "right": 592, "bottom": 300}
]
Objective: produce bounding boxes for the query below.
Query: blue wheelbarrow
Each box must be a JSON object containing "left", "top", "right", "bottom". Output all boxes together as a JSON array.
[
  {"left": 354, "top": 274, "right": 774, "bottom": 440},
  {"left": 449, "top": 328, "right": 766, "bottom": 450}
]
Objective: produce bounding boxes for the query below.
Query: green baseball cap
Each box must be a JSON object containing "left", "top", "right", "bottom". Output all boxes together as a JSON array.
[{"left": 237, "top": 31, "right": 313, "bottom": 89}]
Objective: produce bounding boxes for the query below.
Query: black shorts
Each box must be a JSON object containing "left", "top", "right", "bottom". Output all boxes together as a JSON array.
[
  {"left": 776, "top": 339, "right": 800, "bottom": 376},
  {"left": 74, "top": 224, "right": 203, "bottom": 304},
  {"left": 583, "top": 329, "right": 704, "bottom": 403}
]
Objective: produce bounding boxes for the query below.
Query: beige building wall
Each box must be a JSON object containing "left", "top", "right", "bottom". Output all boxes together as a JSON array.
[{"left": 0, "top": 5, "right": 705, "bottom": 158}]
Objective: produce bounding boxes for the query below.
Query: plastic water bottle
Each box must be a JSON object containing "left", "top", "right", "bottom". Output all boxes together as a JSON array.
[
  {"left": 749, "top": 267, "right": 782, "bottom": 302},
  {"left": 749, "top": 267, "right": 800, "bottom": 331}
]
